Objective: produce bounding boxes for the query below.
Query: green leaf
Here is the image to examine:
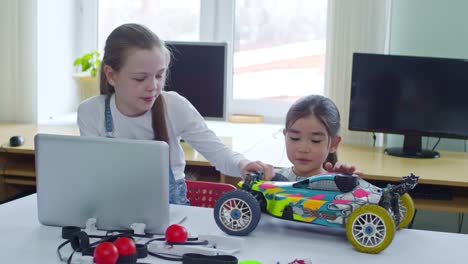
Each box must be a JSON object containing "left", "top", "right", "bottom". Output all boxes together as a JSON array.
[
  {"left": 73, "top": 58, "right": 82, "bottom": 66},
  {"left": 82, "top": 53, "right": 92, "bottom": 61},
  {"left": 82, "top": 61, "right": 91, "bottom": 72},
  {"left": 74, "top": 50, "right": 102, "bottom": 74}
]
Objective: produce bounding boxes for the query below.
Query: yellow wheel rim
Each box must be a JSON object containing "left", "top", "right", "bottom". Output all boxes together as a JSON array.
[
  {"left": 346, "top": 205, "right": 395, "bottom": 254},
  {"left": 398, "top": 193, "right": 415, "bottom": 229}
]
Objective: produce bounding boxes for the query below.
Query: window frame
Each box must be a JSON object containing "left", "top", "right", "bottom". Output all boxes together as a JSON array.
[{"left": 79, "top": 0, "right": 98, "bottom": 56}]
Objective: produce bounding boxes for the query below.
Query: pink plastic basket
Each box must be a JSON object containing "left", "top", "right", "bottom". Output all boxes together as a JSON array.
[{"left": 186, "top": 180, "right": 237, "bottom": 208}]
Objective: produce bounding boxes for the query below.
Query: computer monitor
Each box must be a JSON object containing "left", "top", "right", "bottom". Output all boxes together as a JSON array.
[
  {"left": 349, "top": 53, "right": 468, "bottom": 158},
  {"left": 165, "top": 41, "right": 227, "bottom": 120}
]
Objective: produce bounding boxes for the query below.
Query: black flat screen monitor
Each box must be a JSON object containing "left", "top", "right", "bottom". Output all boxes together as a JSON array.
[
  {"left": 349, "top": 53, "right": 468, "bottom": 158},
  {"left": 164, "top": 41, "right": 227, "bottom": 120}
]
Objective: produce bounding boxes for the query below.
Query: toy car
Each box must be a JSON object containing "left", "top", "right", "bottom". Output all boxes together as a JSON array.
[{"left": 213, "top": 172, "right": 419, "bottom": 254}]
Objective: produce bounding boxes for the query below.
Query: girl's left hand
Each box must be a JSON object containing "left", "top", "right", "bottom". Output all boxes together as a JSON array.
[{"left": 240, "top": 160, "right": 274, "bottom": 180}]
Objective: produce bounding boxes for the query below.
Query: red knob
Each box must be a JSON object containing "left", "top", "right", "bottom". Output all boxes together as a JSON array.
[
  {"left": 113, "top": 237, "right": 136, "bottom": 256},
  {"left": 94, "top": 242, "right": 119, "bottom": 264},
  {"left": 165, "top": 224, "right": 188, "bottom": 243}
]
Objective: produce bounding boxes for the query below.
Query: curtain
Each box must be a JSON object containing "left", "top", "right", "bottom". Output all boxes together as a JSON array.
[
  {"left": 324, "top": 0, "right": 392, "bottom": 146},
  {"left": 0, "top": 0, "right": 19, "bottom": 121},
  {"left": 0, "top": 0, "right": 38, "bottom": 122}
]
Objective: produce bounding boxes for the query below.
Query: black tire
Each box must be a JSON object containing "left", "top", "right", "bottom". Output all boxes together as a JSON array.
[
  {"left": 213, "top": 190, "right": 261, "bottom": 236},
  {"left": 282, "top": 205, "right": 294, "bottom": 220},
  {"left": 252, "top": 191, "right": 267, "bottom": 213}
]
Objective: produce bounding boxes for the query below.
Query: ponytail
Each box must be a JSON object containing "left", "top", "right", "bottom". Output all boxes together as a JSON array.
[{"left": 151, "top": 95, "right": 169, "bottom": 143}]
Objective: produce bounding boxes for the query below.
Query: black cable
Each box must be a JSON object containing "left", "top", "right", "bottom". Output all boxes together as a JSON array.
[
  {"left": 143, "top": 237, "right": 205, "bottom": 247},
  {"left": 167, "top": 240, "right": 209, "bottom": 246},
  {"left": 431, "top": 138, "right": 441, "bottom": 152},
  {"left": 105, "top": 229, "right": 153, "bottom": 238},
  {"left": 67, "top": 247, "right": 80, "bottom": 264},
  {"left": 144, "top": 237, "right": 166, "bottom": 245},
  {"left": 144, "top": 237, "right": 208, "bottom": 261},
  {"left": 372, "top": 132, "right": 376, "bottom": 147},
  {"left": 56, "top": 239, "right": 71, "bottom": 261},
  {"left": 147, "top": 250, "right": 183, "bottom": 261}
]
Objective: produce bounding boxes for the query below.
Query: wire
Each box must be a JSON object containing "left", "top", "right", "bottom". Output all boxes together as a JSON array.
[
  {"left": 372, "top": 132, "right": 376, "bottom": 147},
  {"left": 147, "top": 250, "right": 182, "bottom": 261},
  {"left": 145, "top": 237, "right": 207, "bottom": 261},
  {"left": 271, "top": 127, "right": 282, "bottom": 140},
  {"left": 241, "top": 127, "right": 283, "bottom": 155},
  {"left": 431, "top": 138, "right": 441, "bottom": 152},
  {"left": 278, "top": 144, "right": 286, "bottom": 166},
  {"left": 241, "top": 138, "right": 265, "bottom": 155}
]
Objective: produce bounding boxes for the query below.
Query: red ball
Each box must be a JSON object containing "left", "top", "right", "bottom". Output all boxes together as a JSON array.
[
  {"left": 113, "top": 237, "right": 136, "bottom": 256},
  {"left": 94, "top": 242, "right": 119, "bottom": 264},
  {"left": 165, "top": 224, "right": 188, "bottom": 243}
]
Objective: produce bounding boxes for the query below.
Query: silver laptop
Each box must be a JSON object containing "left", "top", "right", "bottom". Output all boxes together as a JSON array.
[{"left": 35, "top": 134, "right": 170, "bottom": 234}]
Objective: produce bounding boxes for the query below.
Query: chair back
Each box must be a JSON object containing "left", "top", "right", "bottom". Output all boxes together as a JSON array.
[{"left": 186, "top": 180, "right": 236, "bottom": 208}]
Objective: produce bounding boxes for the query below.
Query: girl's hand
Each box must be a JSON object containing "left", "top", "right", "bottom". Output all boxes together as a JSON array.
[
  {"left": 324, "top": 162, "right": 363, "bottom": 177},
  {"left": 239, "top": 160, "right": 274, "bottom": 180}
]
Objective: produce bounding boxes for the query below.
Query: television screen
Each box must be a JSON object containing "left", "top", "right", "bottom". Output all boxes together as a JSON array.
[
  {"left": 164, "top": 41, "right": 227, "bottom": 120},
  {"left": 349, "top": 53, "right": 468, "bottom": 158}
]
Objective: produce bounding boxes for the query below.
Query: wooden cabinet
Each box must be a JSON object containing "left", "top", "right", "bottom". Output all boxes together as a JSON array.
[{"left": 0, "top": 152, "right": 36, "bottom": 202}]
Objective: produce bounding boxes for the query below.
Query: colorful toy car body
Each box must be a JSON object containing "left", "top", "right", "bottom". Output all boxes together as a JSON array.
[{"left": 213, "top": 172, "right": 419, "bottom": 254}]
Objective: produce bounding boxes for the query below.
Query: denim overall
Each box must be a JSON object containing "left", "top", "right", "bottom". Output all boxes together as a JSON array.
[{"left": 105, "top": 96, "right": 189, "bottom": 205}]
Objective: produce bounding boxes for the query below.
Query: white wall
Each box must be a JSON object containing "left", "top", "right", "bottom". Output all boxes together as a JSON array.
[{"left": 387, "top": 0, "right": 468, "bottom": 152}]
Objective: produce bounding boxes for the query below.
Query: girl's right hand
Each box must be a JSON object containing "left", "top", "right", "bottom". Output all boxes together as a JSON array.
[
  {"left": 324, "top": 162, "right": 363, "bottom": 177},
  {"left": 239, "top": 160, "right": 274, "bottom": 180}
]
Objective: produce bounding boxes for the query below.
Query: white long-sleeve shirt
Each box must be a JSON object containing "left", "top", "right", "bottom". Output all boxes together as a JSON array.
[{"left": 77, "top": 91, "right": 247, "bottom": 180}]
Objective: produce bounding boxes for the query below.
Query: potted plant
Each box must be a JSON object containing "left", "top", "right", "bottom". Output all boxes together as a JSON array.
[{"left": 73, "top": 50, "right": 102, "bottom": 102}]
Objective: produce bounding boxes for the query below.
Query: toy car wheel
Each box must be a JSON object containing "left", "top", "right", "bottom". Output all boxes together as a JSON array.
[
  {"left": 213, "top": 190, "right": 261, "bottom": 236},
  {"left": 346, "top": 205, "right": 396, "bottom": 254},
  {"left": 252, "top": 191, "right": 267, "bottom": 213},
  {"left": 398, "top": 193, "right": 415, "bottom": 229}
]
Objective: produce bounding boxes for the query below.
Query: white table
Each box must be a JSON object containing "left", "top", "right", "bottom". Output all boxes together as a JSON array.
[{"left": 1, "top": 194, "right": 468, "bottom": 264}]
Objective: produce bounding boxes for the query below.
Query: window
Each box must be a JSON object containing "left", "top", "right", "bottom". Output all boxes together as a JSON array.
[
  {"left": 98, "top": 0, "right": 200, "bottom": 50},
  {"left": 233, "top": 0, "right": 328, "bottom": 103}
]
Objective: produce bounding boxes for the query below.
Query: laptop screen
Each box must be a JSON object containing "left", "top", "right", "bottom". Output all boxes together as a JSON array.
[{"left": 35, "top": 134, "right": 170, "bottom": 234}]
